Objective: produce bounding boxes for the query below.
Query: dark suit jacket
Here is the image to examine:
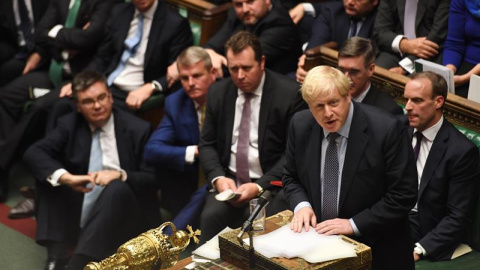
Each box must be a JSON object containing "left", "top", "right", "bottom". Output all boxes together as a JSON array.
[
  {"left": 373, "top": 0, "right": 450, "bottom": 58},
  {"left": 0, "top": 0, "right": 50, "bottom": 63},
  {"left": 363, "top": 83, "right": 403, "bottom": 115},
  {"left": 143, "top": 89, "right": 200, "bottom": 214},
  {"left": 199, "top": 69, "right": 306, "bottom": 190},
  {"left": 306, "top": 1, "right": 377, "bottom": 50},
  {"left": 410, "top": 119, "right": 480, "bottom": 260},
  {"left": 34, "top": 0, "right": 113, "bottom": 74},
  {"left": 204, "top": 1, "right": 302, "bottom": 74},
  {"left": 86, "top": 1, "right": 193, "bottom": 91},
  {"left": 24, "top": 109, "right": 159, "bottom": 233},
  {"left": 283, "top": 102, "right": 418, "bottom": 269}
]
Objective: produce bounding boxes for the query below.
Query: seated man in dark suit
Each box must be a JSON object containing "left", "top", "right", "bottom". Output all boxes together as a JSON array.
[
  {"left": 0, "top": 0, "right": 114, "bottom": 202},
  {"left": 60, "top": 0, "right": 193, "bottom": 110},
  {"left": 144, "top": 46, "right": 217, "bottom": 217},
  {"left": 337, "top": 37, "right": 403, "bottom": 115},
  {"left": 167, "top": 0, "right": 302, "bottom": 85},
  {"left": 23, "top": 71, "right": 160, "bottom": 270},
  {"left": 296, "top": 0, "right": 378, "bottom": 83},
  {"left": 404, "top": 71, "right": 480, "bottom": 261},
  {"left": 0, "top": 0, "right": 50, "bottom": 86},
  {"left": 373, "top": 0, "right": 450, "bottom": 74},
  {"left": 198, "top": 31, "right": 306, "bottom": 243},
  {"left": 284, "top": 66, "right": 418, "bottom": 269}
]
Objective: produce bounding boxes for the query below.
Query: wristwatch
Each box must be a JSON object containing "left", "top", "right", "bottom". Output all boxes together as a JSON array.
[
  {"left": 255, "top": 183, "right": 264, "bottom": 197},
  {"left": 151, "top": 80, "right": 162, "bottom": 92}
]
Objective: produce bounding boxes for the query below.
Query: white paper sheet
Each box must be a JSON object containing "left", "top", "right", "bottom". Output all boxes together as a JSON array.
[{"left": 243, "top": 225, "right": 357, "bottom": 264}]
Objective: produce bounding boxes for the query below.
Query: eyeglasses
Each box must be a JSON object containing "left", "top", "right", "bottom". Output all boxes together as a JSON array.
[
  {"left": 338, "top": 67, "right": 362, "bottom": 77},
  {"left": 78, "top": 93, "right": 110, "bottom": 108}
]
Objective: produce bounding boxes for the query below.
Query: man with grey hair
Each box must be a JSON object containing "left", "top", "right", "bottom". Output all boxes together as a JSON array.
[
  {"left": 144, "top": 46, "right": 217, "bottom": 217},
  {"left": 283, "top": 65, "right": 417, "bottom": 269},
  {"left": 338, "top": 37, "right": 402, "bottom": 115}
]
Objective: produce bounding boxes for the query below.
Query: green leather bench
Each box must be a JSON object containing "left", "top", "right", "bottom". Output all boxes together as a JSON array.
[{"left": 304, "top": 45, "right": 480, "bottom": 268}]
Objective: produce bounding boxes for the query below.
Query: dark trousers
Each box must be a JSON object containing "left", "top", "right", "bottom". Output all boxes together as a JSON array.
[
  {"left": 0, "top": 58, "right": 26, "bottom": 87},
  {"left": 36, "top": 180, "right": 149, "bottom": 260}
]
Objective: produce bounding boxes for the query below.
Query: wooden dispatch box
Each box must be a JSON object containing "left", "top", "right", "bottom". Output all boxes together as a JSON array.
[{"left": 219, "top": 210, "right": 372, "bottom": 270}]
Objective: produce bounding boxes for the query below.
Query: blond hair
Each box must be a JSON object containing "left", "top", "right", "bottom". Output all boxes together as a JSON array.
[{"left": 301, "top": 66, "right": 351, "bottom": 103}]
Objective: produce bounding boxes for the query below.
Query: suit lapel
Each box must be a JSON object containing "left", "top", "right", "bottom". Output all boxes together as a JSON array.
[
  {"left": 339, "top": 104, "right": 368, "bottom": 211},
  {"left": 224, "top": 82, "right": 238, "bottom": 161},
  {"left": 113, "top": 111, "right": 130, "bottom": 169},
  {"left": 258, "top": 71, "right": 273, "bottom": 159},
  {"left": 418, "top": 121, "right": 448, "bottom": 199},
  {"left": 182, "top": 94, "right": 200, "bottom": 143},
  {"left": 307, "top": 123, "right": 323, "bottom": 216},
  {"left": 415, "top": 0, "right": 426, "bottom": 31},
  {"left": 145, "top": 2, "right": 166, "bottom": 67},
  {"left": 398, "top": 0, "right": 407, "bottom": 29}
]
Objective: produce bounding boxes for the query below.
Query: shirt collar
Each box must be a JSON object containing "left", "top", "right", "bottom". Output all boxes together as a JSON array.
[
  {"left": 414, "top": 116, "right": 443, "bottom": 143},
  {"left": 89, "top": 114, "right": 114, "bottom": 133},
  {"left": 237, "top": 71, "right": 265, "bottom": 98},
  {"left": 135, "top": 0, "right": 158, "bottom": 20},
  {"left": 352, "top": 81, "right": 371, "bottom": 103}
]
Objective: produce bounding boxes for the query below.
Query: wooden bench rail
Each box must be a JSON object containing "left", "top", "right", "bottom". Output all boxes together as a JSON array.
[
  {"left": 166, "top": 0, "right": 231, "bottom": 45},
  {"left": 304, "top": 46, "right": 480, "bottom": 134}
]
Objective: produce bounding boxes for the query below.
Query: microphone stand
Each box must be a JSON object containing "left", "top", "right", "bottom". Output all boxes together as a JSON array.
[{"left": 248, "top": 229, "right": 256, "bottom": 269}]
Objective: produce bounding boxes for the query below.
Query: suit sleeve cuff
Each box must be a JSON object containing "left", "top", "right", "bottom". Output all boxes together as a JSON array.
[
  {"left": 349, "top": 218, "right": 361, "bottom": 236},
  {"left": 48, "top": 25, "right": 63, "bottom": 39},
  {"left": 392, "top": 35, "right": 405, "bottom": 55},
  {"left": 47, "top": 169, "right": 68, "bottom": 186},
  {"left": 185, "top": 145, "right": 196, "bottom": 164},
  {"left": 294, "top": 201, "right": 312, "bottom": 213}
]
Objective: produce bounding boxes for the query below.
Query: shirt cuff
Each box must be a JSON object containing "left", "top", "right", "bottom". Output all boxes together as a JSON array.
[
  {"left": 294, "top": 201, "right": 312, "bottom": 213},
  {"left": 47, "top": 169, "right": 68, "bottom": 186},
  {"left": 119, "top": 169, "right": 127, "bottom": 181},
  {"left": 349, "top": 218, "right": 361, "bottom": 236},
  {"left": 302, "top": 3, "right": 315, "bottom": 17},
  {"left": 399, "top": 57, "right": 415, "bottom": 74},
  {"left": 416, "top": 242, "right": 428, "bottom": 256},
  {"left": 152, "top": 80, "right": 163, "bottom": 92},
  {"left": 211, "top": 176, "right": 224, "bottom": 191},
  {"left": 48, "top": 25, "right": 63, "bottom": 38},
  {"left": 392, "top": 35, "right": 405, "bottom": 55},
  {"left": 185, "top": 145, "right": 196, "bottom": 164}
]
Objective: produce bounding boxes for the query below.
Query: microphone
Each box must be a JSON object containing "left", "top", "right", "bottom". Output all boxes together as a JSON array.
[{"left": 237, "top": 190, "right": 271, "bottom": 242}]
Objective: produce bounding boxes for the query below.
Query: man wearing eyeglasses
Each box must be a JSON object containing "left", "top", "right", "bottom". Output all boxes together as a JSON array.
[
  {"left": 23, "top": 71, "right": 159, "bottom": 270},
  {"left": 337, "top": 37, "right": 403, "bottom": 115}
]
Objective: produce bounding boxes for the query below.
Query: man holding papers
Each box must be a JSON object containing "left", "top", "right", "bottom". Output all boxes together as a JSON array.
[{"left": 283, "top": 66, "right": 417, "bottom": 269}]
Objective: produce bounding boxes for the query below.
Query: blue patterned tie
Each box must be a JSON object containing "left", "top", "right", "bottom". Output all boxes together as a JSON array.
[
  {"left": 107, "top": 14, "right": 144, "bottom": 86},
  {"left": 322, "top": 132, "right": 340, "bottom": 221},
  {"left": 18, "top": 0, "right": 34, "bottom": 53},
  {"left": 80, "top": 129, "right": 105, "bottom": 228},
  {"left": 347, "top": 18, "right": 358, "bottom": 38}
]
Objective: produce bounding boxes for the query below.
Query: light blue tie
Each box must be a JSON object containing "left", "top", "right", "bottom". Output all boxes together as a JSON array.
[
  {"left": 107, "top": 14, "right": 144, "bottom": 86},
  {"left": 80, "top": 129, "right": 105, "bottom": 228}
]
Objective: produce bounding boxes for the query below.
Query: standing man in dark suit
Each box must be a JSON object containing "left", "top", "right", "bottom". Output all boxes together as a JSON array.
[
  {"left": 337, "top": 37, "right": 403, "bottom": 115},
  {"left": 404, "top": 71, "right": 480, "bottom": 261},
  {"left": 144, "top": 46, "right": 217, "bottom": 217},
  {"left": 284, "top": 66, "right": 417, "bottom": 269},
  {"left": 0, "top": 0, "right": 50, "bottom": 86},
  {"left": 296, "top": 0, "right": 378, "bottom": 83},
  {"left": 373, "top": 0, "right": 450, "bottom": 74},
  {"left": 0, "top": 0, "right": 114, "bottom": 202},
  {"left": 23, "top": 71, "right": 160, "bottom": 270},
  {"left": 198, "top": 31, "right": 306, "bottom": 243}
]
